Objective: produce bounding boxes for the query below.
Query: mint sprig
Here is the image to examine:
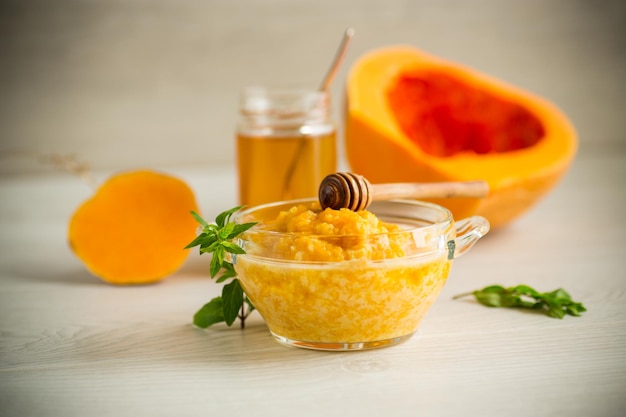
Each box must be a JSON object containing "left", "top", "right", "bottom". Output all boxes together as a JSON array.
[
  {"left": 185, "top": 206, "right": 257, "bottom": 328},
  {"left": 453, "top": 284, "right": 587, "bottom": 319}
]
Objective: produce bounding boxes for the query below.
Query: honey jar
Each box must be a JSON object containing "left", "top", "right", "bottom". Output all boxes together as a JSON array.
[{"left": 236, "top": 86, "right": 337, "bottom": 206}]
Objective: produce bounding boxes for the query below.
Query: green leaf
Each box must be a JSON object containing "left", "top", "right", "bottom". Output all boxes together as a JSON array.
[
  {"left": 549, "top": 288, "right": 572, "bottom": 302},
  {"left": 474, "top": 290, "right": 519, "bottom": 308},
  {"left": 193, "top": 297, "right": 225, "bottom": 328},
  {"left": 200, "top": 240, "right": 221, "bottom": 253},
  {"left": 546, "top": 305, "right": 566, "bottom": 319},
  {"left": 218, "top": 222, "right": 236, "bottom": 240},
  {"left": 512, "top": 284, "right": 539, "bottom": 297},
  {"left": 454, "top": 284, "right": 586, "bottom": 319},
  {"left": 185, "top": 206, "right": 257, "bottom": 329},
  {"left": 473, "top": 291, "right": 505, "bottom": 307},
  {"left": 228, "top": 222, "right": 257, "bottom": 239},
  {"left": 222, "top": 279, "right": 244, "bottom": 326},
  {"left": 565, "top": 302, "right": 586, "bottom": 316},
  {"left": 221, "top": 241, "right": 246, "bottom": 254},
  {"left": 209, "top": 246, "right": 225, "bottom": 278},
  {"left": 481, "top": 285, "right": 506, "bottom": 293},
  {"left": 215, "top": 206, "right": 244, "bottom": 228},
  {"left": 190, "top": 211, "right": 210, "bottom": 228},
  {"left": 184, "top": 233, "right": 207, "bottom": 249}
]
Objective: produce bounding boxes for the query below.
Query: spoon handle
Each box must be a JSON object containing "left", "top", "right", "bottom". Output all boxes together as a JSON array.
[
  {"left": 319, "top": 28, "right": 355, "bottom": 91},
  {"left": 371, "top": 180, "right": 489, "bottom": 201}
]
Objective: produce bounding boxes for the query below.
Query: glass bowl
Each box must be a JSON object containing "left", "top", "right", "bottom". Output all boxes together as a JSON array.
[{"left": 233, "top": 198, "right": 489, "bottom": 351}]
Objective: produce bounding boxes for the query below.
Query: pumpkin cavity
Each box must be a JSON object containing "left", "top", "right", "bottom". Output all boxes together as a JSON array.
[{"left": 387, "top": 71, "right": 545, "bottom": 157}]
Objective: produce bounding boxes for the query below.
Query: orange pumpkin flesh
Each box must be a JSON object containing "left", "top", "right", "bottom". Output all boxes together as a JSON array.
[
  {"left": 345, "top": 46, "right": 577, "bottom": 229},
  {"left": 68, "top": 170, "right": 199, "bottom": 285}
]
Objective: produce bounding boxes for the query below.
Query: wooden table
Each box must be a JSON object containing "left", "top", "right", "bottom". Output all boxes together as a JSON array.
[{"left": 1, "top": 150, "right": 624, "bottom": 417}]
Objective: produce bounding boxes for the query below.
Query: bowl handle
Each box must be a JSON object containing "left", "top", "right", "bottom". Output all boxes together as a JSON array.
[{"left": 447, "top": 216, "right": 490, "bottom": 260}]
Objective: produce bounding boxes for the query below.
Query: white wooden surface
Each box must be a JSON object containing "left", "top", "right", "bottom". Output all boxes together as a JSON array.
[{"left": 1, "top": 150, "right": 625, "bottom": 417}]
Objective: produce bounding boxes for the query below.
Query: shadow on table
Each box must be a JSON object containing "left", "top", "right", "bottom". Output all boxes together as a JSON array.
[{"left": 3, "top": 265, "right": 103, "bottom": 287}]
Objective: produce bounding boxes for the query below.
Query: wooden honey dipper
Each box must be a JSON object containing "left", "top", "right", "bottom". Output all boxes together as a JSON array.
[{"left": 318, "top": 172, "right": 490, "bottom": 211}]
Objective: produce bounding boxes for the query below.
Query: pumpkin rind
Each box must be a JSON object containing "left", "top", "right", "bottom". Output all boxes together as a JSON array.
[{"left": 345, "top": 46, "right": 577, "bottom": 229}]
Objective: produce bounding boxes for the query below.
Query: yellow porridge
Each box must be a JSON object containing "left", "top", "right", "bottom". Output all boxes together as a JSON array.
[{"left": 234, "top": 200, "right": 453, "bottom": 348}]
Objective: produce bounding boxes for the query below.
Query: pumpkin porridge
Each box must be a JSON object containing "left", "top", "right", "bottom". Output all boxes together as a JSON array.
[{"left": 234, "top": 201, "right": 452, "bottom": 347}]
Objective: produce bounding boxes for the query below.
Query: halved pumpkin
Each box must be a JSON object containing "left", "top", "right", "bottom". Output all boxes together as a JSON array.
[{"left": 345, "top": 46, "right": 577, "bottom": 229}]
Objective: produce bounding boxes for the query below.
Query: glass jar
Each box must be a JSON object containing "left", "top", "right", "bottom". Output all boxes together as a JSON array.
[{"left": 236, "top": 86, "right": 337, "bottom": 207}]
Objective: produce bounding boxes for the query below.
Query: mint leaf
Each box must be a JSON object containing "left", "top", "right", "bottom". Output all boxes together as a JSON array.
[
  {"left": 218, "top": 222, "right": 236, "bottom": 240},
  {"left": 454, "top": 284, "right": 586, "bottom": 319},
  {"left": 209, "top": 246, "right": 225, "bottom": 278},
  {"left": 222, "top": 279, "right": 244, "bottom": 326},
  {"left": 193, "top": 297, "right": 225, "bottom": 328},
  {"left": 511, "top": 284, "right": 539, "bottom": 297},
  {"left": 186, "top": 207, "right": 257, "bottom": 329},
  {"left": 474, "top": 291, "right": 518, "bottom": 308},
  {"left": 547, "top": 305, "right": 566, "bottom": 319},
  {"left": 221, "top": 241, "right": 246, "bottom": 254},
  {"left": 481, "top": 285, "right": 506, "bottom": 293},
  {"left": 228, "top": 222, "right": 257, "bottom": 239},
  {"left": 215, "top": 205, "right": 244, "bottom": 228},
  {"left": 184, "top": 233, "right": 208, "bottom": 250},
  {"left": 190, "top": 210, "right": 210, "bottom": 228}
]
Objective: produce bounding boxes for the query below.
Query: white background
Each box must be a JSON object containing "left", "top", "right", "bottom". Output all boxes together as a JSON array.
[{"left": 1, "top": 0, "right": 624, "bottom": 175}]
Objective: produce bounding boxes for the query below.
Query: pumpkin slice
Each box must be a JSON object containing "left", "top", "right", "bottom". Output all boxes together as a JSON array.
[
  {"left": 68, "top": 170, "right": 199, "bottom": 285},
  {"left": 345, "top": 46, "right": 577, "bottom": 229}
]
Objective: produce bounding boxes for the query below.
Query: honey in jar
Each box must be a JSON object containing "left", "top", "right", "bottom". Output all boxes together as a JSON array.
[{"left": 236, "top": 87, "right": 337, "bottom": 206}]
